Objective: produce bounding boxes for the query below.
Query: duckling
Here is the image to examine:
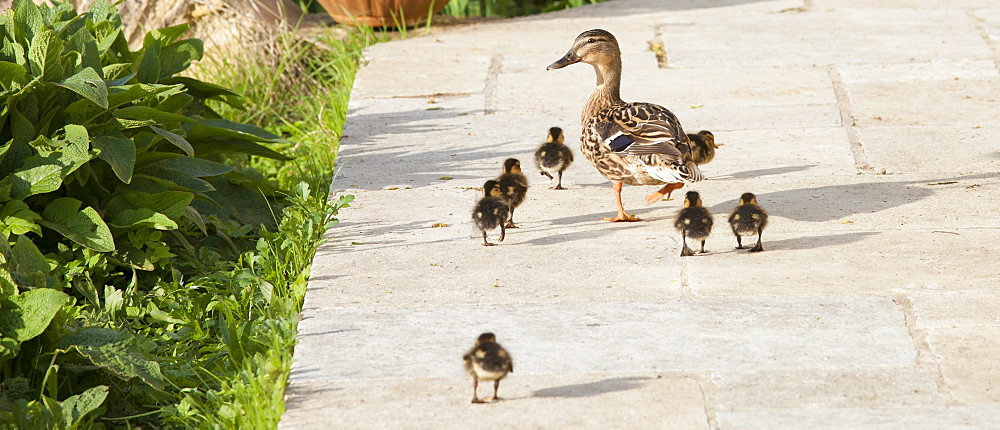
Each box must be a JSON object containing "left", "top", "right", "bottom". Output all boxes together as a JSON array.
[
  {"left": 535, "top": 127, "right": 574, "bottom": 190},
  {"left": 496, "top": 158, "right": 529, "bottom": 228},
  {"left": 472, "top": 180, "right": 510, "bottom": 246},
  {"left": 687, "top": 130, "right": 718, "bottom": 165},
  {"left": 729, "top": 192, "right": 768, "bottom": 252},
  {"left": 463, "top": 332, "right": 513, "bottom": 404},
  {"left": 674, "top": 191, "right": 713, "bottom": 257}
]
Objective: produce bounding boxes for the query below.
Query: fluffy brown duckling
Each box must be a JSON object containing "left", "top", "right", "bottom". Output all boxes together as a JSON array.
[
  {"left": 463, "top": 332, "right": 513, "bottom": 404},
  {"left": 729, "top": 192, "right": 768, "bottom": 252},
  {"left": 687, "top": 130, "right": 718, "bottom": 165},
  {"left": 674, "top": 191, "right": 714, "bottom": 257},
  {"left": 472, "top": 180, "right": 510, "bottom": 246},
  {"left": 496, "top": 158, "right": 529, "bottom": 228},
  {"left": 535, "top": 127, "right": 574, "bottom": 190}
]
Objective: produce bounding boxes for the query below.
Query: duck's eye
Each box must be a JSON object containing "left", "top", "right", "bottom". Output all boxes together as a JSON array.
[{"left": 587, "top": 38, "right": 596, "bottom": 44}]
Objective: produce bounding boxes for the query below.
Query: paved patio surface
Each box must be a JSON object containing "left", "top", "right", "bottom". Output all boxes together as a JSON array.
[{"left": 281, "top": 0, "right": 1000, "bottom": 427}]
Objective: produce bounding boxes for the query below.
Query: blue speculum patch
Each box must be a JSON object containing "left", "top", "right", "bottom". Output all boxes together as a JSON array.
[{"left": 606, "top": 133, "right": 633, "bottom": 152}]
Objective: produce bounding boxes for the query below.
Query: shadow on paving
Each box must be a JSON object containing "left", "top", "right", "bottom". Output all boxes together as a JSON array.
[
  {"left": 531, "top": 376, "right": 652, "bottom": 398},
  {"left": 707, "top": 173, "right": 996, "bottom": 222}
]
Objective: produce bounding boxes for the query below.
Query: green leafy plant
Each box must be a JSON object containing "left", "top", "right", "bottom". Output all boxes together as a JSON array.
[
  {"left": 0, "top": 0, "right": 312, "bottom": 425},
  {"left": 0, "top": 0, "right": 291, "bottom": 287}
]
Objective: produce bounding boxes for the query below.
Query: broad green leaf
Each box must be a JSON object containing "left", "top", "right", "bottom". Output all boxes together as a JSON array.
[
  {"left": 199, "top": 177, "right": 276, "bottom": 229},
  {"left": 10, "top": 234, "right": 47, "bottom": 275},
  {"left": 133, "top": 166, "right": 214, "bottom": 192},
  {"left": 147, "top": 155, "right": 233, "bottom": 177},
  {"left": 120, "top": 245, "right": 154, "bottom": 271},
  {"left": 147, "top": 191, "right": 193, "bottom": 219},
  {"left": 10, "top": 108, "right": 35, "bottom": 147},
  {"left": 109, "top": 209, "right": 177, "bottom": 230},
  {"left": 57, "top": 327, "right": 167, "bottom": 390},
  {"left": 2, "top": 126, "right": 92, "bottom": 199},
  {"left": 88, "top": 0, "right": 114, "bottom": 23},
  {"left": 101, "top": 63, "right": 131, "bottom": 81},
  {"left": 12, "top": 0, "right": 45, "bottom": 42},
  {"left": 61, "top": 124, "right": 90, "bottom": 155},
  {"left": 3, "top": 158, "right": 63, "bottom": 200},
  {"left": 148, "top": 308, "right": 184, "bottom": 324},
  {"left": 105, "top": 190, "right": 192, "bottom": 222},
  {"left": 0, "top": 200, "right": 42, "bottom": 236},
  {"left": 183, "top": 205, "right": 207, "bottom": 235},
  {"left": 39, "top": 198, "right": 115, "bottom": 252},
  {"left": 191, "top": 138, "right": 293, "bottom": 161},
  {"left": 147, "top": 24, "right": 189, "bottom": 44},
  {"left": 0, "top": 61, "right": 29, "bottom": 91},
  {"left": 27, "top": 30, "right": 64, "bottom": 81},
  {"left": 60, "top": 385, "right": 108, "bottom": 429},
  {"left": 113, "top": 117, "right": 157, "bottom": 129},
  {"left": 114, "top": 105, "right": 193, "bottom": 124},
  {"left": 185, "top": 118, "right": 288, "bottom": 143},
  {"left": 160, "top": 77, "right": 240, "bottom": 99},
  {"left": 134, "top": 34, "right": 160, "bottom": 83},
  {"left": 159, "top": 39, "right": 202, "bottom": 78},
  {"left": 0, "top": 288, "right": 70, "bottom": 343},
  {"left": 92, "top": 134, "right": 135, "bottom": 183},
  {"left": 55, "top": 67, "right": 108, "bottom": 108},
  {"left": 150, "top": 126, "right": 193, "bottom": 156},
  {"left": 153, "top": 92, "right": 193, "bottom": 114},
  {"left": 106, "top": 83, "right": 179, "bottom": 108},
  {"left": 66, "top": 25, "right": 102, "bottom": 73}
]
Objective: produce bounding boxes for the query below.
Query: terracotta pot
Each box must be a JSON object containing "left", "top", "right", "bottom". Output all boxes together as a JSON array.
[{"left": 317, "top": 0, "right": 447, "bottom": 27}]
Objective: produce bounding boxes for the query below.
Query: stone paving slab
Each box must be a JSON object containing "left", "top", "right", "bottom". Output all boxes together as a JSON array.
[
  {"left": 710, "top": 367, "right": 945, "bottom": 410},
  {"left": 282, "top": 0, "right": 1000, "bottom": 427},
  {"left": 715, "top": 406, "right": 1000, "bottom": 430},
  {"left": 283, "top": 374, "right": 708, "bottom": 429},
  {"left": 291, "top": 298, "right": 914, "bottom": 383}
]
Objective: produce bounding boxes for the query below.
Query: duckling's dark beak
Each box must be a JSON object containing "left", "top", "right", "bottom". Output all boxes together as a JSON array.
[{"left": 546, "top": 51, "right": 579, "bottom": 70}]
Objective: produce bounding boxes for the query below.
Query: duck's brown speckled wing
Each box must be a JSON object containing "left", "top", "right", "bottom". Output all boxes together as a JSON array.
[{"left": 582, "top": 102, "right": 704, "bottom": 185}]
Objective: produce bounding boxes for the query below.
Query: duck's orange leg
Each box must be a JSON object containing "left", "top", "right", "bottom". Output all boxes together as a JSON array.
[
  {"left": 604, "top": 181, "right": 641, "bottom": 222},
  {"left": 645, "top": 182, "right": 685, "bottom": 205}
]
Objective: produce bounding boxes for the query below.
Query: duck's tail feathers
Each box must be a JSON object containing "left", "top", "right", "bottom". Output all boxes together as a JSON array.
[{"left": 645, "top": 160, "right": 704, "bottom": 184}]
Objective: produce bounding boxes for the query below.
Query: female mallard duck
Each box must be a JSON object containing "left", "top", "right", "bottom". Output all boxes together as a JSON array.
[
  {"left": 463, "top": 332, "right": 513, "bottom": 404},
  {"left": 535, "top": 127, "right": 574, "bottom": 190},
  {"left": 496, "top": 158, "right": 529, "bottom": 228},
  {"left": 548, "top": 29, "right": 703, "bottom": 222},
  {"left": 687, "top": 130, "right": 718, "bottom": 165},
  {"left": 674, "top": 191, "right": 713, "bottom": 256},
  {"left": 729, "top": 192, "right": 768, "bottom": 252},
  {"left": 472, "top": 180, "right": 510, "bottom": 246}
]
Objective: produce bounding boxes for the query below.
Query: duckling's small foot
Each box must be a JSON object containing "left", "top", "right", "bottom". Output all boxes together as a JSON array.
[
  {"left": 680, "top": 245, "right": 695, "bottom": 257},
  {"left": 505, "top": 221, "right": 519, "bottom": 229},
  {"left": 551, "top": 185, "right": 567, "bottom": 190},
  {"left": 749, "top": 243, "right": 764, "bottom": 252},
  {"left": 471, "top": 397, "right": 487, "bottom": 404},
  {"left": 482, "top": 242, "right": 498, "bottom": 246},
  {"left": 486, "top": 396, "right": 501, "bottom": 402}
]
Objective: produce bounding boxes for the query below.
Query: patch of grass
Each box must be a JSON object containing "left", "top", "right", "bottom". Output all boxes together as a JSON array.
[{"left": 158, "top": 25, "right": 379, "bottom": 427}]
